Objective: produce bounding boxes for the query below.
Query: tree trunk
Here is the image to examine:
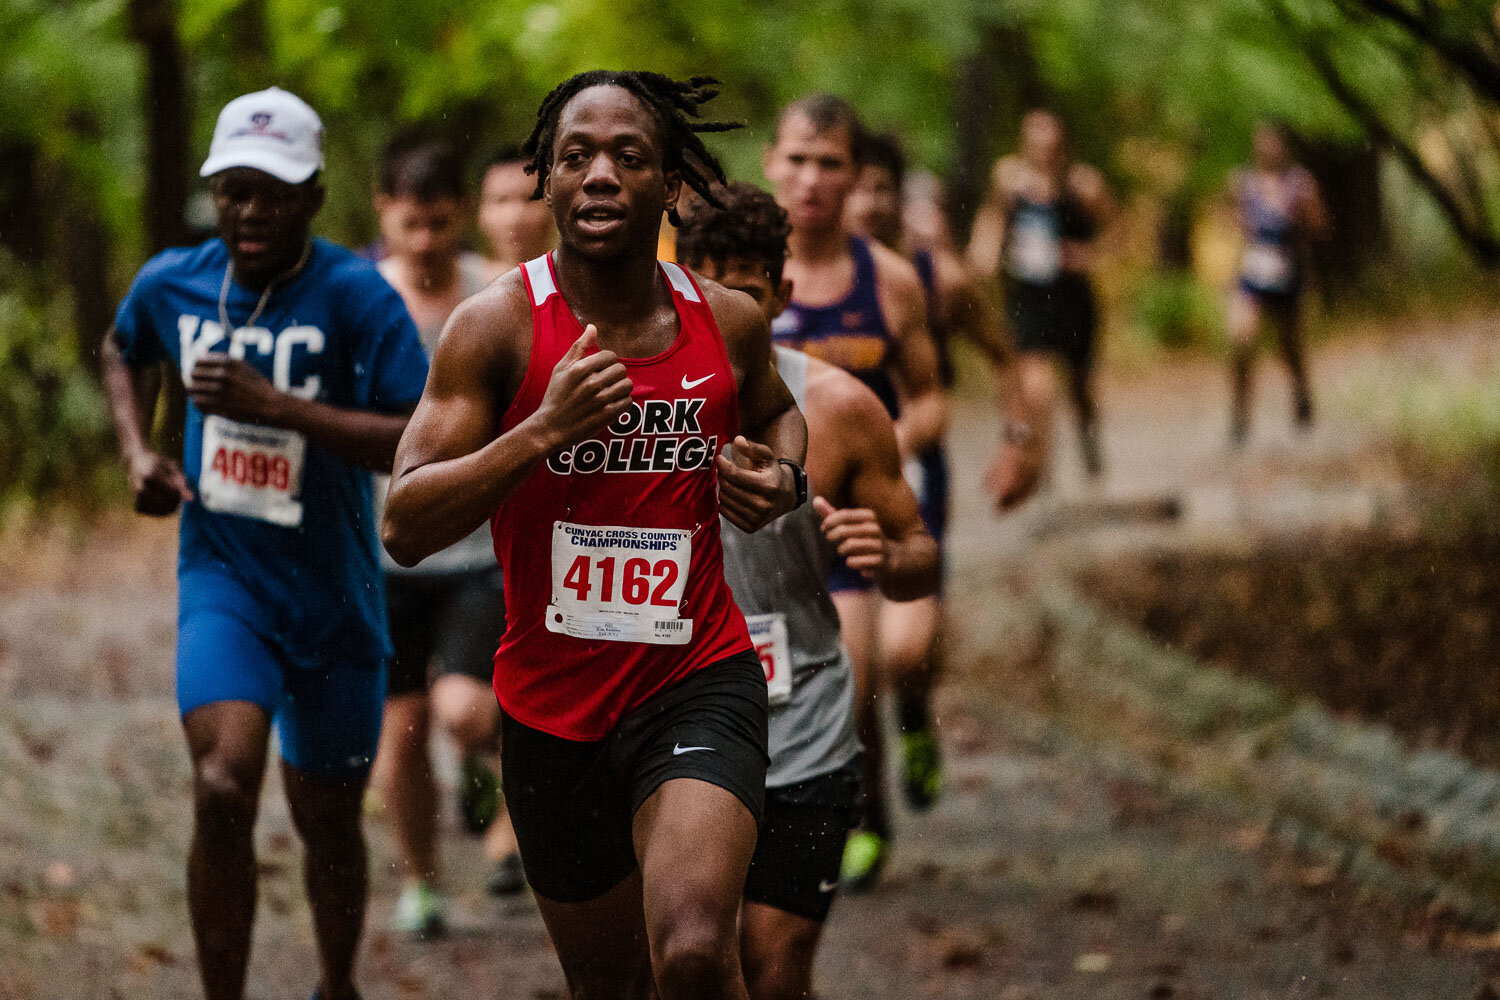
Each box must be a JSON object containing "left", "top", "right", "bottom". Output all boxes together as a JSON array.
[
  {"left": 0, "top": 140, "right": 45, "bottom": 263},
  {"left": 1297, "top": 137, "right": 1386, "bottom": 299},
  {"left": 128, "top": 0, "right": 190, "bottom": 252},
  {"left": 37, "top": 144, "right": 114, "bottom": 377},
  {"left": 951, "top": 22, "right": 1047, "bottom": 240}
]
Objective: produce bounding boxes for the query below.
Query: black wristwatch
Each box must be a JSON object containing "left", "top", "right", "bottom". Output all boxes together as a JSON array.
[{"left": 777, "top": 459, "right": 809, "bottom": 508}]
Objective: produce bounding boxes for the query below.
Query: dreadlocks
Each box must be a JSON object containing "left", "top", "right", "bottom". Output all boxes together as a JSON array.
[{"left": 522, "top": 71, "right": 742, "bottom": 225}]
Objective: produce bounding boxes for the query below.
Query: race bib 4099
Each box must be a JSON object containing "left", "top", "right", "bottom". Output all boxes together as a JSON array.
[{"left": 199, "top": 415, "right": 306, "bottom": 528}]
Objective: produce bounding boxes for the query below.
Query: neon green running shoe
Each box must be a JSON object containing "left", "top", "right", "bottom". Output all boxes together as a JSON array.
[
  {"left": 839, "top": 830, "right": 888, "bottom": 893},
  {"left": 390, "top": 881, "right": 447, "bottom": 940},
  {"left": 459, "top": 755, "right": 500, "bottom": 835},
  {"left": 902, "top": 728, "right": 943, "bottom": 812}
]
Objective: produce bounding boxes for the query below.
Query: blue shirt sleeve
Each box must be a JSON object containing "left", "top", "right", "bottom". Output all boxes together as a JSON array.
[
  {"left": 345, "top": 267, "right": 429, "bottom": 411},
  {"left": 112, "top": 258, "right": 169, "bottom": 367}
]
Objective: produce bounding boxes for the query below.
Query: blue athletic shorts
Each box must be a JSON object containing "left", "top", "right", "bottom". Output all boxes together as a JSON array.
[
  {"left": 827, "top": 445, "right": 949, "bottom": 595},
  {"left": 176, "top": 609, "right": 387, "bottom": 777}
]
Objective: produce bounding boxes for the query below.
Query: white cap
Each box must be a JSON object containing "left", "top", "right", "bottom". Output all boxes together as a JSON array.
[{"left": 199, "top": 87, "right": 324, "bottom": 184}]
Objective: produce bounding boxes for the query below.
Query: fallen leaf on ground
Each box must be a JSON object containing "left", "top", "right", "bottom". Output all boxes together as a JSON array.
[
  {"left": 1231, "top": 825, "right": 1268, "bottom": 851},
  {"left": 938, "top": 927, "right": 989, "bottom": 968},
  {"left": 1070, "top": 888, "right": 1119, "bottom": 914},
  {"left": 42, "top": 862, "right": 75, "bottom": 890},
  {"left": 137, "top": 944, "right": 176, "bottom": 967},
  {"left": 1296, "top": 864, "right": 1338, "bottom": 891},
  {"left": 31, "top": 899, "right": 82, "bottom": 937}
]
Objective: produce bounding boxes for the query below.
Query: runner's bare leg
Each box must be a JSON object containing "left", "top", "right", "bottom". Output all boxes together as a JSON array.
[
  {"left": 183, "top": 701, "right": 272, "bottom": 1000},
  {"left": 636, "top": 778, "right": 758, "bottom": 1000},
  {"left": 282, "top": 762, "right": 371, "bottom": 1000}
]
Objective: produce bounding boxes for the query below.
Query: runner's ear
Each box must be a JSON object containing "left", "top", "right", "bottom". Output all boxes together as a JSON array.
[
  {"left": 771, "top": 278, "right": 793, "bottom": 317},
  {"left": 663, "top": 170, "right": 682, "bottom": 226},
  {"left": 303, "top": 179, "right": 326, "bottom": 218}
]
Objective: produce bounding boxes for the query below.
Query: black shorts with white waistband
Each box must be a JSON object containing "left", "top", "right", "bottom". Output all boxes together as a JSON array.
[{"left": 499, "top": 649, "right": 769, "bottom": 904}]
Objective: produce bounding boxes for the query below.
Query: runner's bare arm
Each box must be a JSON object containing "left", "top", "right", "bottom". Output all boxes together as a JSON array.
[
  {"left": 937, "top": 250, "right": 1012, "bottom": 370},
  {"left": 966, "top": 157, "right": 1018, "bottom": 280},
  {"left": 382, "top": 276, "right": 633, "bottom": 566},
  {"left": 186, "top": 355, "right": 412, "bottom": 471},
  {"left": 1295, "top": 168, "right": 1332, "bottom": 241},
  {"left": 937, "top": 253, "right": 1046, "bottom": 508},
  {"left": 1069, "top": 163, "right": 1116, "bottom": 228},
  {"left": 706, "top": 281, "right": 808, "bottom": 534},
  {"left": 102, "top": 329, "right": 193, "bottom": 516},
  {"left": 873, "top": 244, "right": 947, "bottom": 459},
  {"left": 810, "top": 366, "right": 938, "bottom": 602}
]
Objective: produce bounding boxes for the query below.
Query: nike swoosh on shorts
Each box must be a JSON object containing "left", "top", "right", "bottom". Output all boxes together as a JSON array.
[{"left": 672, "top": 744, "right": 715, "bottom": 755}]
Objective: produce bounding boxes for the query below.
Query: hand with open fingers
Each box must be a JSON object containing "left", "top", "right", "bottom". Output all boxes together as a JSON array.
[
  {"left": 126, "top": 447, "right": 193, "bottom": 516},
  {"left": 812, "top": 496, "right": 886, "bottom": 579},
  {"left": 716, "top": 435, "right": 795, "bottom": 533},
  {"left": 986, "top": 441, "right": 1042, "bottom": 512},
  {"left": 188, "top": 356, "right": 286, "bottom": 425},
  {"left": 533, "top": 324, "right": 634, "bottom": 449}
]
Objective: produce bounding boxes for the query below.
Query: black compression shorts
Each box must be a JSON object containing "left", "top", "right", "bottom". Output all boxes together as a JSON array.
[
  {"left": 1007, "top": 272, "right": 1098, "bottom": 371},
  {"left": 742, "top": 758, "right": 862, "bottom": 923},
  {"left": 385, "top": 569, "right": 505, "bottom": 698},
  {"left": 500, "top": 650, "right": 769, "bottom": 903}
]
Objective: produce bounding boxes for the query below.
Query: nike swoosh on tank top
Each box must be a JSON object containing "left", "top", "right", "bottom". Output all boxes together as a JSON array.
[{"left": 491, "top": 254, "right": 753, "bottom": 741}]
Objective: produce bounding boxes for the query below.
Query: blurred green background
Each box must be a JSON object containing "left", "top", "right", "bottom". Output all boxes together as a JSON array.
[{"left": 4, "top": 0, "right": 1499, "bottom": 512}]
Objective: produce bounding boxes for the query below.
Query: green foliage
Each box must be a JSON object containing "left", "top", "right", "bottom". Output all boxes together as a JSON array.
[
  {"left": 0, "top": 253, "right": 120, "bottom": 515},
  {"left": 1, "top": 0, "right": 1495, "bottom": 509},
  {"left": 1131, "top": 272, "right": 1224, "bottom": 351}
]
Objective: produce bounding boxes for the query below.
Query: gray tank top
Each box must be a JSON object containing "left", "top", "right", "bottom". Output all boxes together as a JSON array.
[
  {"left": 377, "top": 254, "right": 496, "bottom": 576},
  {"left": 720, "top": 347, "right": 859, "bottom": 787}
]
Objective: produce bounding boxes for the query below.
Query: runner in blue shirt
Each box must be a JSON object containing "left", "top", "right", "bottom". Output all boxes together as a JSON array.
[{"left": 100, "top": 87, "right": 428, "bottom": 1000}]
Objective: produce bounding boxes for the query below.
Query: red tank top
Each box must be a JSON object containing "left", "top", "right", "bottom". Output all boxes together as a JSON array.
[{"left": 491, "top": 253, "right": 754, "bottom": 740}]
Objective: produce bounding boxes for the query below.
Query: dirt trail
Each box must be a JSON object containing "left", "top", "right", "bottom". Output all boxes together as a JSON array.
[{"left": 5, "top": 319, "right": 1500, "bottom": 998}]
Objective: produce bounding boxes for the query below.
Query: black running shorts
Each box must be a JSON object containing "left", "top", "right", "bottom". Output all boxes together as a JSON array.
[
  {"left": 742, "top": 758, "right": 862, "bottom": 923},
  {"left": 500, "top": 650, "right": 769, "bottom": 903},
  {"left": 385, "top": 569, "right": 505, "bottom": 698},
  {"left": 1007, "top": 272, "right": 1098, "bottom": 372}
]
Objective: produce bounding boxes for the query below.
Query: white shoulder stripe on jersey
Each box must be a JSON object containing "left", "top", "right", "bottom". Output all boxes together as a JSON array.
[
  {"left": 660, "top": 261, "right": 702, "bottom": 303},
  {"left": 772, "top": 346, "right": 809, "bottom": 411},
  {"left": 524, "top": 254, "right": 557, "bottom": 305}
]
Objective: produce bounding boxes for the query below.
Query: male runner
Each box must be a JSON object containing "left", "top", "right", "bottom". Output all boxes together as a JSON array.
[
  {"left": 100, "top": 88, "right": 428, "bottom": 1000},
  {"left": 1226, "top": 121, "right": 1329, "bottom": 445},
  {"left": 847, "top": 134, "right": 1046, "bottom": 510},
  {"left": 844, "top": 133, "right": 1045, "bottom": 809},
  {"left": 381, "top": 71, "right": 806, "bottom": 1000},
  {"left": 764, "top": 93, "right": 946, "bottom": 891},
  {"left": 677, "top": 182, "right": 940, "bottom": 1000},
  {"left": 968, "top": 109, "right": 1115, "bottom": 478},
  {"left": 478, "top": 146, "right": 558, "bottom": 280},
  {"left": 366, "top": 138, "right": 518, "bottom": 937}
]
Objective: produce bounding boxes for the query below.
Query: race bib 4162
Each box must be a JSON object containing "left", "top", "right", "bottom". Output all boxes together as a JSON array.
[{"left": 546, "top": 521, "right": 693, "bottom": 645}]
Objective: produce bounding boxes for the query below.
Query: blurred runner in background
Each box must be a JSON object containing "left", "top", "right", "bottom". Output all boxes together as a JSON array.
[
  {"left": 1227, "top": 121, "right": 1330, "bottom": 446},
  {"left": 678, "top": 181, "right": 940, "bottom": 1000},
  {"left": 844, "top": 131, "right": 1045, "bottom": 820},
  {"left": 367, "top": 138, "right": 522, "bottom": 941},
  {"left": 765, "top": 94, "right": 947, "bottom": 893},
  {"left": 101, "top": 88, "right": 428, "bottom": 1000},
  {"left": 478, "top": 146, "right": 557, "bottom": 281},
  {"left": 968, "top": 110, "right": 1114, "bottom": 479}
]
